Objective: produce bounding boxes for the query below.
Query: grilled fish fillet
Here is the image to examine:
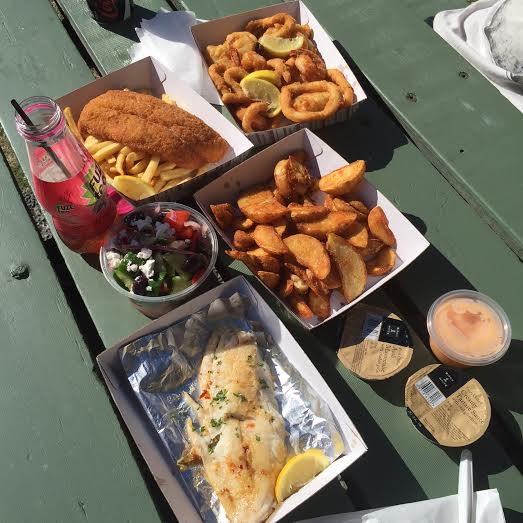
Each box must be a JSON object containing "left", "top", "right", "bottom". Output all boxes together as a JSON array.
[
  {"left": 181, "top": 328, "right": 287, "bottom": 523},
  {"left": 77, "top": 90, "right": 229, "bottom": 169}
]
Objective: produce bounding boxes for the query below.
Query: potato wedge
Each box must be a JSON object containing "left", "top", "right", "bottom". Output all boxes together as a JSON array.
[
  {"left": 237, "top": 184, "right": 274, "bottom": 213},
  {"left": 326, "top": 233, "right": 367, "bottom": 302},
  {"left": 308, "top": 290, "right": 331, "bottom": 320},
  {"left": 242, "top": 199, "right": 290, "bottom": 224},
  {"left": 368, "top": 206, "right": 396, "bottom": 247},
  {"left": 323, "top": 264, "right": 342, "bottom": 289},
  {"left": 288, "top": 292, "right": 314, "bottom": 319},
  {"left": 290, "top": 274, "right": 309, "bottom": 294},
  {"left": 252, "top": 225, "right": 288, "bottom": 255},
  {"left": 289, "top": 205, "right": 329, "bottom": 222},
  {"left": 257, "top": 271, "right": 280, "bottom": 289},
  {"left": 233, "top": 230, "right": 255, "bottom": 250},
  {"left": 232, "top": 216, "right": 254, "bottom": 231},
  {"left": 357, "top": 238, "right": 385, "bottom": 259},
  {"left": 273, "top": 189, "right": 287, "bottom": 205},
  {"left": 323, "top": 194, "right": 336, "bottom": 211},
  {"left": 296, "top": 210, "right": 357, "bottom": 240},
  {"left": 284, "top": 263, "right": 329, "bottom": 296},
  {"left": 278, "top": 275, "right": 294, "bottom": 298},
  {"left": 210, "top": 203, "right": 234, "bottom": 230},
  {"left": 225, "top": 250, "right": 259, "bottom": 272},
  {"left": 345, "top": 221, "right": 368, "bottom": 248},
  {"left": 283, "top": 234, "right": 331, "bottom": 280},
  {"left": 366, "top": 246, "right": 397, "bottom": 276},
  {"left": 348, "top": 200, "right": 369, "bottom": 220},
  {"left": 247, "top": 248, "right": 281, "bottom": 273},
  {"left": 273, "top": 218, "right": 289, "bottom": 237},
  {"left": 318, "top": 160, "right": 366, "bottom": 195}
]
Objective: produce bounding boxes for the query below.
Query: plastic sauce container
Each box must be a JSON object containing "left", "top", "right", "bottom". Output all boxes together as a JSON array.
[{"left": 427, "top": 290, "right": 511, "bottom": 367}]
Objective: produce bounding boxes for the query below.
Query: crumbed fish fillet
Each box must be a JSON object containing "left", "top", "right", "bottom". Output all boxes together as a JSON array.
[{"left": 78, "top": 90, "right": 229, "bottom": 169}]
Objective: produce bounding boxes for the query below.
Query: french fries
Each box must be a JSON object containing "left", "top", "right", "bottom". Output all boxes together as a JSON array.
[{"left": 63, "top": 91, "right": 202, "bottom": 200}]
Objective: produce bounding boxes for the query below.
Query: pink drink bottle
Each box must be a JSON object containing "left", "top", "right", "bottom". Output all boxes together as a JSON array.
[{"left": 15, "top": 97, "right": 116, "bottom": 253}]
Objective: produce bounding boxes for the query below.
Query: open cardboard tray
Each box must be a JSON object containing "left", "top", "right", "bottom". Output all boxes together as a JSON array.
[
  {"left": 56, "top": 56, "right": 253, "bottom": 205},
  {"left": 191, "top": 0, "right": 367, "bottom": 146},
  {"left": 195, "top": 129, "right": 431, "bottom": 330},
  {"left": 97, "top": 276, "right": 367, "bottom": 523}
]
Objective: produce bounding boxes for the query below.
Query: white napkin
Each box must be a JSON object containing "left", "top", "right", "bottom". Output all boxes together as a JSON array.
[
  {"left": 433, "top": 0, "right": 523, "bottom": 113},
  {"left": 129, "top": 9, "right": 222, "bottom": 105},
  {"left": 296, "top": 488, "right": 505, "bottom": 523}
]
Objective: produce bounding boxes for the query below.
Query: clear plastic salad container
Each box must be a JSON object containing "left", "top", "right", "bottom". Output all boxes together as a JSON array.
[{"left": 100, "top": 202, "right": 218, "bottom": 318}]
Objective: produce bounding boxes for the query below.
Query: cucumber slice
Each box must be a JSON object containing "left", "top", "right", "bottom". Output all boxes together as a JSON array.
[{"left": 113, "top": 267, "right": 134, "bottom": 291}]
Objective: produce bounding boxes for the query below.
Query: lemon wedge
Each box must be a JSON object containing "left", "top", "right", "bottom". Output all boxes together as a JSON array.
[
  {"left": 112, "top": 175, "right": 155, "bottom": 200},
  {"left": 242, "top": 69, "right": 281, "bottom": 88},
  {"left": 275, "top": 449, "right": 330, "bottom": 503},
  {"left": 259, "top": 33, "right": 305, "bottom": 58},
  {"left": 240, "top": 78, "right": 281, "bottom": 117}
]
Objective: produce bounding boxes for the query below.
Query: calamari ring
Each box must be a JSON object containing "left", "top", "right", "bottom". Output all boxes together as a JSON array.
[
  {"left": 222, "top": 66, "right": 251, "bottom": 104},
  {"left": 295, "top": 23, "right": 314, "bottom": 39},
  {"left": 327, "top": 69, "right": 354, "bottom": 107},
  {"left": 245, "top": 13, "right": 296, "bottom": 38},
  {"left": 208, "top": 64, "right": 229, "bottom": 95},
  {"left": 241, "top": 50, "right": 267, "bottom": 72},
  {"left": 222, "top": 92, "right": 251, "bottom": 105},
  {"left": 293, "top": 91, "right": 331, "bottom": 112},
  {"left": 290, "top": 48, "right": 327, "bottom": 82},
  {"left": 241, "top": 102, "right": 270, "bottom": 132},
  {"left": 281, "top": 81, "right": 342, "bottom": 122}
]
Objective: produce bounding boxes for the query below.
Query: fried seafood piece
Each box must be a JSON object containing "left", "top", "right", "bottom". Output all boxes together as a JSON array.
[
  {"left": 281, "top": 81, "right": 342, "bottom": 122},
  {"left": 223, "top": 66, "right": 251, "bottom": 104},
  {"left": 206, "top": 44, "right": 236, "bottom": 68},
  {"left": 245, "top": 13, "right": 297, "bottom": 38},
  {"left": 274, "top": 155, "right": 314, "bottom": 199},
  {"left": 241, "top": 50, "right": 267, "bottom": 71},
  {"left": 226, "top": 31, "right": 258, "bottom": 55},
  {"left": 235, "top": 104, "right": 271, "bottom": 132},
  {"left": 267, "top": 58, "right": 293, "bottom": 84},
  {"left": 327, "top": 69, "right": 354, "bottom": 107},
  {"left": 78, "top": 90, "right": 228, "bottom": 169},
  {"left": 293, "top": 91, "right": 331, "bottom": 112},
  {"left": 289, "top": 48, "right": 327, "bottom": 82}
]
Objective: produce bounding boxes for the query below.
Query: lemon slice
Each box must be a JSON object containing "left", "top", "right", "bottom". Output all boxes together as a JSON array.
[
  {"left": 113, "top": 175, "right": 155, "bottom": 200},
  {"left": 259, "top": 33, "right": 305, "bottom": 58},
  {"left": 275, "top": 449, "right": 330, "bottom": 503},
  {"left": 240, "top": 78, "right": 281, "bottom": 117},
  {"left": 242, "top": 69, "right": 281, "bottom": 88}
]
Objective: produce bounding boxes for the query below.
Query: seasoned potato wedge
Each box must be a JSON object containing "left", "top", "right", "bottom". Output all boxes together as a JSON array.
[
  {"left": 318, "top": 160, "right": 366, "bottom": 195},
  {"left": 278, "top": 275, "right": 294, "bottom": 298},
  {"left": 242, "top": 199, "right": 290, "bottom": 224},
  {"left": 284, "top": 263, "right": 329, "bottom": 296},
  {"left": 232, "top": 230, "right": 255, "bottom": 250},
  {"left": 367, "top": 206, "right": 396, "bottom": 247},
  {"left": 288, "top": 292, "right": 314, "bottom": 319},
  {"left": 366, "top": 246, "right": 397, "bottom": 276},
  {"left": 323, "top": 264, "right": 342, "bottom": 289},
  {"left": 273, "top": 218, "right": 289, "bottom": 237},
  {"left": 296, "top": 210, "right": 357, "bottom": 240},
  {"left": 257, "top": 271, "right": 280, "bottom": 289},
  {"left": 308, "top": 290, "right": 331, "bottom": 319},
  {"left": 345, "top": 221, "right": 368, "bottom": 249},
  {"left": 326, "top": 233, "right": 367, "bottom": 302},
  {"left": 347, "top": 200, "right": 369, "bottom": 220},
  {"left": 210, "top": 203, "right": 234, "bottom": 229},
  {"left": 237, "top": 185, "right": 274, "bottom": 213},
  {"left": 289, "top": 205, "right": 329, "bottom": 223},
  {"left": 252, "top": 225, "right": 288, "bottom": 255},
  {"left": 225, "top": 250, "right": 259, "bottom": 272},
  {"left": 357, "top": 238, "right": 384, "bottom": 259},
  {"left": 283, "top": 234, "right": 331, "bottom": 280},
  {"left": 247, "top": 247, "right": 281, "bottom": 273},
  {"left": 231, "top": 216, "right": 254, "bottom": 231}
]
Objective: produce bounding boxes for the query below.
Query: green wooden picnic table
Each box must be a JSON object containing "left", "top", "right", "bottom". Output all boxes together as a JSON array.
[{"left": 0, "top": 0, "right": 521, "bottom": 521}]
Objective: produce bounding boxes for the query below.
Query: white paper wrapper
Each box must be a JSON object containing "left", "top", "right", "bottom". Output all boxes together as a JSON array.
[
  {"left": 130, "top": 9, "right": 222, "bottom": 105},
  {"left": 295, "top": 488, "right": 506, "bottom": 523},
  {"left": 120, "top": 292, "right": 344, "bottom": 522}
]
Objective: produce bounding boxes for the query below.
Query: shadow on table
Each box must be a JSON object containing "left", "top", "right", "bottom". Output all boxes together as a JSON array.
[
  {"left": 96, "top": 5, "right": 160, "bottom": 42},
  {"left": 504, "top": 509, "right": 523, "bottom": 523}
]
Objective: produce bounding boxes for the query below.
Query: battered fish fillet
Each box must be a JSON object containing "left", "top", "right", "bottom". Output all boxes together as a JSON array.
[
  {"left": 180, "top": 327, "right": 287, "bottom": 523},
  {"left": 78, "top": 90, "right": 229, "bottom": 169}
]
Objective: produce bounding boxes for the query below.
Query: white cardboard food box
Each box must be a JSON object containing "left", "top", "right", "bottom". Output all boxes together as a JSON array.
[
  {"left": 195, "top": 129, "right": 430, "bottom": 330},
  {"left": 191, "top": 0, "right": 367, "bottom": 146},
  {"left": 97, "top": 276, "right": 367, "bottom": 523},
  {"left": 57, "top": 56, "right": 253, "bottom": 205}
]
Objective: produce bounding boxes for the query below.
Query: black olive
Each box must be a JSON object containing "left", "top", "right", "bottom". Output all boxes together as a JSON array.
[
  {"left": 182, "top": 255, "right": 204, "bottom": 273},
  {"left": 132, "top": 274, "right": 149, "bottom": 295}
]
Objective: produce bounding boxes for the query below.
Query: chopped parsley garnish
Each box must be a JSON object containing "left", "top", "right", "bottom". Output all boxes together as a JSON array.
[
  {"left": 233, "top": 392, "right": 247, "bottom": 402},
  {"left": 212, "top": 389, "right": 228, "bottom": 403},
  {"left": 247, "top": 355, "right": 253, "bottom": 363},
  {"left": 207, "top": 370, "right": 213, "bottom": 374},
  {"left": 255, "top": 435, "right": 261, "bottom": 442},
  {"left": 217, "top": 360, "right": 222, "bottom": 365},
  {"left": 210, "top": 418, "right": 224, "bottom": 428},
  {"left": 235, "top": 428, "right": 240, "bottom": 438},
  {"left": 259, "top": 379, "right": 268, "bottom": 390},
  {"left": 269, "top": 416, "right": 275, "bottom": 423},
  {"left": 192, "top": 425, "right": 206, "bottom": 433}
]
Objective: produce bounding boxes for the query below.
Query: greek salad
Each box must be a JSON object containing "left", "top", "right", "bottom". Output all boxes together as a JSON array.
[{"left": 105, "top": 207, "right": 212, "bottom": 297}]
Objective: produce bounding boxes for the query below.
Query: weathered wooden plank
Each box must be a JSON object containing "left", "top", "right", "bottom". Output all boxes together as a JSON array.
[
  {"left": 0, "top": 156, "right": 163, "bottom": 521},
  {"left": 56, "top": 0, "right": 174, "bottom": 75},
  {"left": 311, "top": 0, "right": 523, "bottom": 259}
]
